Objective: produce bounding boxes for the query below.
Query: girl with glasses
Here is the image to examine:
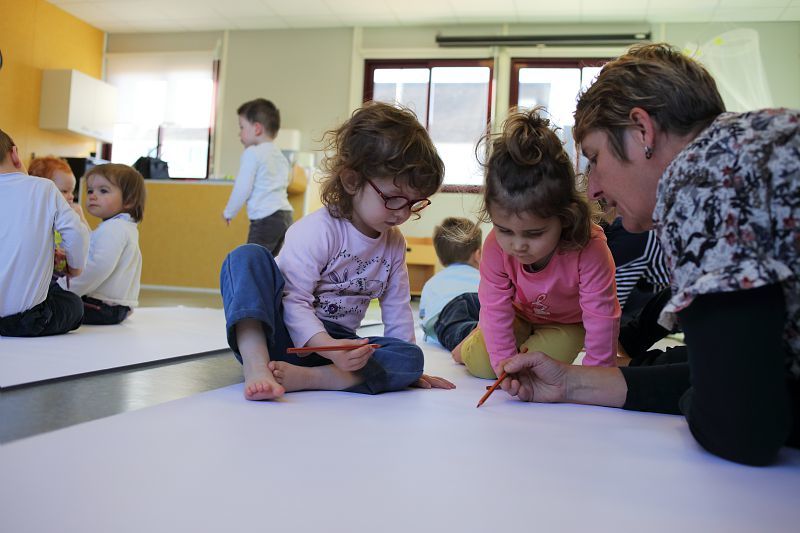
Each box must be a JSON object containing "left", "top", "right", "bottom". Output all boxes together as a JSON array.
[{"left": 220, "top": 102, "right": 454, "bottom": 400}]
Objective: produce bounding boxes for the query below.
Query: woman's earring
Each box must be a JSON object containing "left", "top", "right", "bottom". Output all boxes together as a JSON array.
[{"left": 644, "top": 146, "right": 654, "bottom": 160}]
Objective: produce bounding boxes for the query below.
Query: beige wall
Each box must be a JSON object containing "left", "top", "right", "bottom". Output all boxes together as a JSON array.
[
  {"left": 660, "top": 21, "right": 800, "bottom": 109},
  {"left": 217, "top": 28, "right": 354, "bottom": 173}
]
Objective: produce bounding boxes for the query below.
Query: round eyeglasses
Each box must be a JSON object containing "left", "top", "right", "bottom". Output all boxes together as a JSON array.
[{"left": 364, "top": 178, "right": 431, "bottom": 213}]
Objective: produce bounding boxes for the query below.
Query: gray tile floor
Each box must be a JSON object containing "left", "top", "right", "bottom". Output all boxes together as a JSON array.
[{"left": 0, "top": 289, "right": 237, "bottom": 444}]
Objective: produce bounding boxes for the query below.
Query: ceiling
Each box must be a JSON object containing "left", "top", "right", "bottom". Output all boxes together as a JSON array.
[{"left": 49, "top": 0, "right": 800, "bottom": 34}]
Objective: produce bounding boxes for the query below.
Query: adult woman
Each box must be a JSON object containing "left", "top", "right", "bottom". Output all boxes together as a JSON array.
[{"left": 499, "top": 43, "right": 799, "bottom": 466}]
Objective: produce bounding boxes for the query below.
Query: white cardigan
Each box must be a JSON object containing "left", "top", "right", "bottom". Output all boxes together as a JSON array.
[{"left": 58, "top": 213, "right": 142, "bottom": 307}]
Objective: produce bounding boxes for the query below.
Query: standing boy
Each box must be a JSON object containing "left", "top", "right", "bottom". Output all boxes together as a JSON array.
[
  {"left": 0, "top": 129, "right": 89, "bottom": 336},
  {"left": 223, "top": 98, "right": 293, "bottom": 255}
]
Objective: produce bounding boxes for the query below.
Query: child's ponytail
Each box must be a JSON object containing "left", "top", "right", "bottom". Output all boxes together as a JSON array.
[{"left": 479, "top": 107, "right": 597, "bottom": 251}]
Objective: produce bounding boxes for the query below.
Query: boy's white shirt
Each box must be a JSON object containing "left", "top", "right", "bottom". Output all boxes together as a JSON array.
[
  {"left": 0, "top": 172, "right": 89, "bottom": 316},
  {"left": 418, "top": 263, "right": 480, "bottom": 333},
  {"left": 223, "top": 141, "right": 292, "bottom": 220},
  {"left": 57, "top": 213, "right": 142, "bottom": 307}
]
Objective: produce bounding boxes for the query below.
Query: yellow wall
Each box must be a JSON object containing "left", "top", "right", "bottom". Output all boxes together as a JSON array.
[
  {"left": 134, "top": 181, "right": 305, "bottom": 290},
  {"left": 0, "top": 0, "right": 104, "bottom": 162}
]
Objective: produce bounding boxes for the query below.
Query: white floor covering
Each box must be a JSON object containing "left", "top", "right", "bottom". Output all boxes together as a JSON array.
[
  {"left": 1, "top": 333, "right": 798, "bottom": 533},
  {"left": 0, "top": 307, "right": 228, "bottom": 388}
]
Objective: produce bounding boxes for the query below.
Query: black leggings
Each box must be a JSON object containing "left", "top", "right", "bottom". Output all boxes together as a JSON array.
[
  {"left": 81, "top": 296, "right": 131, "bottom": 325},
  {"left": 621, "top": 284, "right": 799, "bottom": 466},
  {"left": 0, "top": 282, "right": 83, "bottom": 337}
]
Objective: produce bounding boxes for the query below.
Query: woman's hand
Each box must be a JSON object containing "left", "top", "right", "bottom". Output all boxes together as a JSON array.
[{"left": 499, "top": 350, "right": 570, "bottom": 403}]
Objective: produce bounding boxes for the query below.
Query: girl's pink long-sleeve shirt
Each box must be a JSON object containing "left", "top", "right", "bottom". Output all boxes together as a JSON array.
[{"left": 478, "top": 224, "right": 620, "bottom": 370}]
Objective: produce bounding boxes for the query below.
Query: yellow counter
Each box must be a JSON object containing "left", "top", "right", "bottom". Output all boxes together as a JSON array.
[{"left": 83, "top": 180, "right": 305, "bottom": 291}]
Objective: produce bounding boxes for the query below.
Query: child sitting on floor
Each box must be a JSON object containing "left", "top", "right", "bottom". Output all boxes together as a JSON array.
[
  {"left": 28, "top": 156, "right": 89, "bottom": 226},
  {"left": 58, "top": 164, "right": 145, "bottom": 325},
  {"left": 452, "top": 108, "right": 620, "bottom": 379},
  {"left": 220, "top": 102, "right": 455, "bottom": 400},
  {"left": 419, "top": 217, "right": 481, "bottom": 350},
  {"left": 28, "top": 156, "right": 90, "bottom": 280},
  {"left": 0, "top": 129, "right": 90, "bottom": 336}
]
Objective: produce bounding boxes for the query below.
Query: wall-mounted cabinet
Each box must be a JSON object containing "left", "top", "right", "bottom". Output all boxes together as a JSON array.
[{"left": 39, "top": 69, "right": 117, "bottom": 143}]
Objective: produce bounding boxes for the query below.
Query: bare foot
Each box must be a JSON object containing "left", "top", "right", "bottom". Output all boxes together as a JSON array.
[
  {"left": 243, "top": 360, "right": 285, "bottom": 400},
  {"left": 269, "top": 361, "right": 360, "bottom": 392}
]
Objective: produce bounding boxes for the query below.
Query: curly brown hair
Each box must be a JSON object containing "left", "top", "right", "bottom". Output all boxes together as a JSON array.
[
  {"left": 86, "top": 164, "right": 147, "bottom": 222},
  {"left": 318, "top": 102, "right": 444, "bottom": 220},
  {"left": 479, "top": 107, "right": 596, "bottom": 251},
  {"left": 574, "top": 43, "right": 725, "bottom": 161}
]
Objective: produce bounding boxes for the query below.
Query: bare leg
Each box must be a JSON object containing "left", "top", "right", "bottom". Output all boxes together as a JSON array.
[
  {"left": 236, "top": 319, "right": 285, "bottom": 400},
  {"left": 270, "top": 361, "right": 361, "bottom": 392}
]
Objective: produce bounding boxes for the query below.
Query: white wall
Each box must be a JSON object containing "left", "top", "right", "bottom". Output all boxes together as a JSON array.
[{"left": 218, "top": 28, "right": 354, "bottom": 175}]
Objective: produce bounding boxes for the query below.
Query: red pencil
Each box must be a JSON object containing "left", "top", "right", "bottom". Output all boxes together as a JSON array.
[
  {"left": 476, "top": 371, "right": 507, "bottom": 408},
  {"left": 287, "top": 343, "right": 380, "bottom": 354}
]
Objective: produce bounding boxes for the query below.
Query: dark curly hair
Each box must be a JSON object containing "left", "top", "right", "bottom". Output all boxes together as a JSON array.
[{"left": 318, "top": 102, "right": 444, "bottom": 219}]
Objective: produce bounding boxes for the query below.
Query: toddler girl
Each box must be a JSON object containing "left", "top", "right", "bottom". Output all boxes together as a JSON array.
[
  {"left": 453, "top": 108, "right": 620, "bottom": 379},
  {"left": 221, "top": 102, "right": 455, "bottom": 400},
  {"left": 29, "top": 156, "right": 89, "bottom": 278},
  {"left": 58, "top": 164, "right": 145, "bottom": 325}
]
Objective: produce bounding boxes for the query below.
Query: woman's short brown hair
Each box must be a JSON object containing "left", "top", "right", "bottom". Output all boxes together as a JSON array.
[
  {"left": 318, "top": 101, "right": 444, "bottom": 220},
  {"left": 574, "top": 42, "right": 725, "bottom": 160},
  {"left": 479, "top": 107, "right": 596, "bottom": 251},
  {"left": 86, "top": 164, "right": 146, "bottom": 222}
]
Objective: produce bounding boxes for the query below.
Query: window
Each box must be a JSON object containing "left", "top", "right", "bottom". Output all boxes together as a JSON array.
[
  {"left": 365, "top": 60, "right": 493, "bottom": 187},
  {"left": 105, "top": 52, "right": 215, "bottom": 178},
  {"left": 510, "top": 59, "right": 605, "bottom": 166}
]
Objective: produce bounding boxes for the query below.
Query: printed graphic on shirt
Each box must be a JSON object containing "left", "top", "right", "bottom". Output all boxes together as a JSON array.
[
  {"left": 315, "top": 249, "right": 391, "bottom": 320},
  {"left": 532, "top": 293, "right": 551, "bottom": 316},
  {"left": 654, "top": 109, "right": 800, "bottom": 377}
]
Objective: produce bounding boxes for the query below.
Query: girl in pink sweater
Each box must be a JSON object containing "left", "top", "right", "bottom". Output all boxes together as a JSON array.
[{"left": 452, "top": 108, "right": 620, "bottom": 379}]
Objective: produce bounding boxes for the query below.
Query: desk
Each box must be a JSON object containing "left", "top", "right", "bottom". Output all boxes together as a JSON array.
[{"left": 404, "top": 236, "right": 438, "bottom": 296}]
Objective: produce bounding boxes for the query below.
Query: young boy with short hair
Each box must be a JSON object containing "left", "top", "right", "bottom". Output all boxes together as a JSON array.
[
  {"left": 419, "top": 217, "right": 482, "bottom": 350},
  {"left": 222, "top": 98, "right": 293, "bottom": 255},
  {"left": 0, "top": 129, "right": 90, "bottom": 336}
]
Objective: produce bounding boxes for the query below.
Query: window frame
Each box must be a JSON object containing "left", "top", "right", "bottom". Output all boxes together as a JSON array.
[
  {"left": 363, "top": 58, "right": 494, "bottom": 193},
  {"left": 509, "top": 57, "right": 608, "bottom": 109}
]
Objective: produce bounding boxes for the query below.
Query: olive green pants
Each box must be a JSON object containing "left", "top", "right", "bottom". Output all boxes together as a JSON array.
[{"left": 460, "top": 318, "right": 586, "bottom": 379}]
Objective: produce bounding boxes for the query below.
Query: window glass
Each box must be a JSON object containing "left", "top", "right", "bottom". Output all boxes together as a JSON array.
[
  {"left": 366, "top": 61, "right": 492, "bottom": 187},
  {"left": 106, "top": 52, "right": 214, "bottom": 178},
  {"left": 513, "top": 61, "right": 606, "bottom": 166}
]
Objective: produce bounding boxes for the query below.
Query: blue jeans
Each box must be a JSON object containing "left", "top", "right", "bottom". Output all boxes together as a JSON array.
[
  {"left": 220, "top": 244, "right": 424, "bottom": 394},
  {"left": 433, "top": 292, "right": 480, "bottom": 352}
]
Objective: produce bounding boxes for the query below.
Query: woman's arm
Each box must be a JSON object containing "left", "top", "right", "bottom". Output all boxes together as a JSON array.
[
  {"left": 674, "top": 284, "right": 790, "bottom": 466},
  {"left": 500, "top": 284, "right": 791, "bottom": 465}
]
